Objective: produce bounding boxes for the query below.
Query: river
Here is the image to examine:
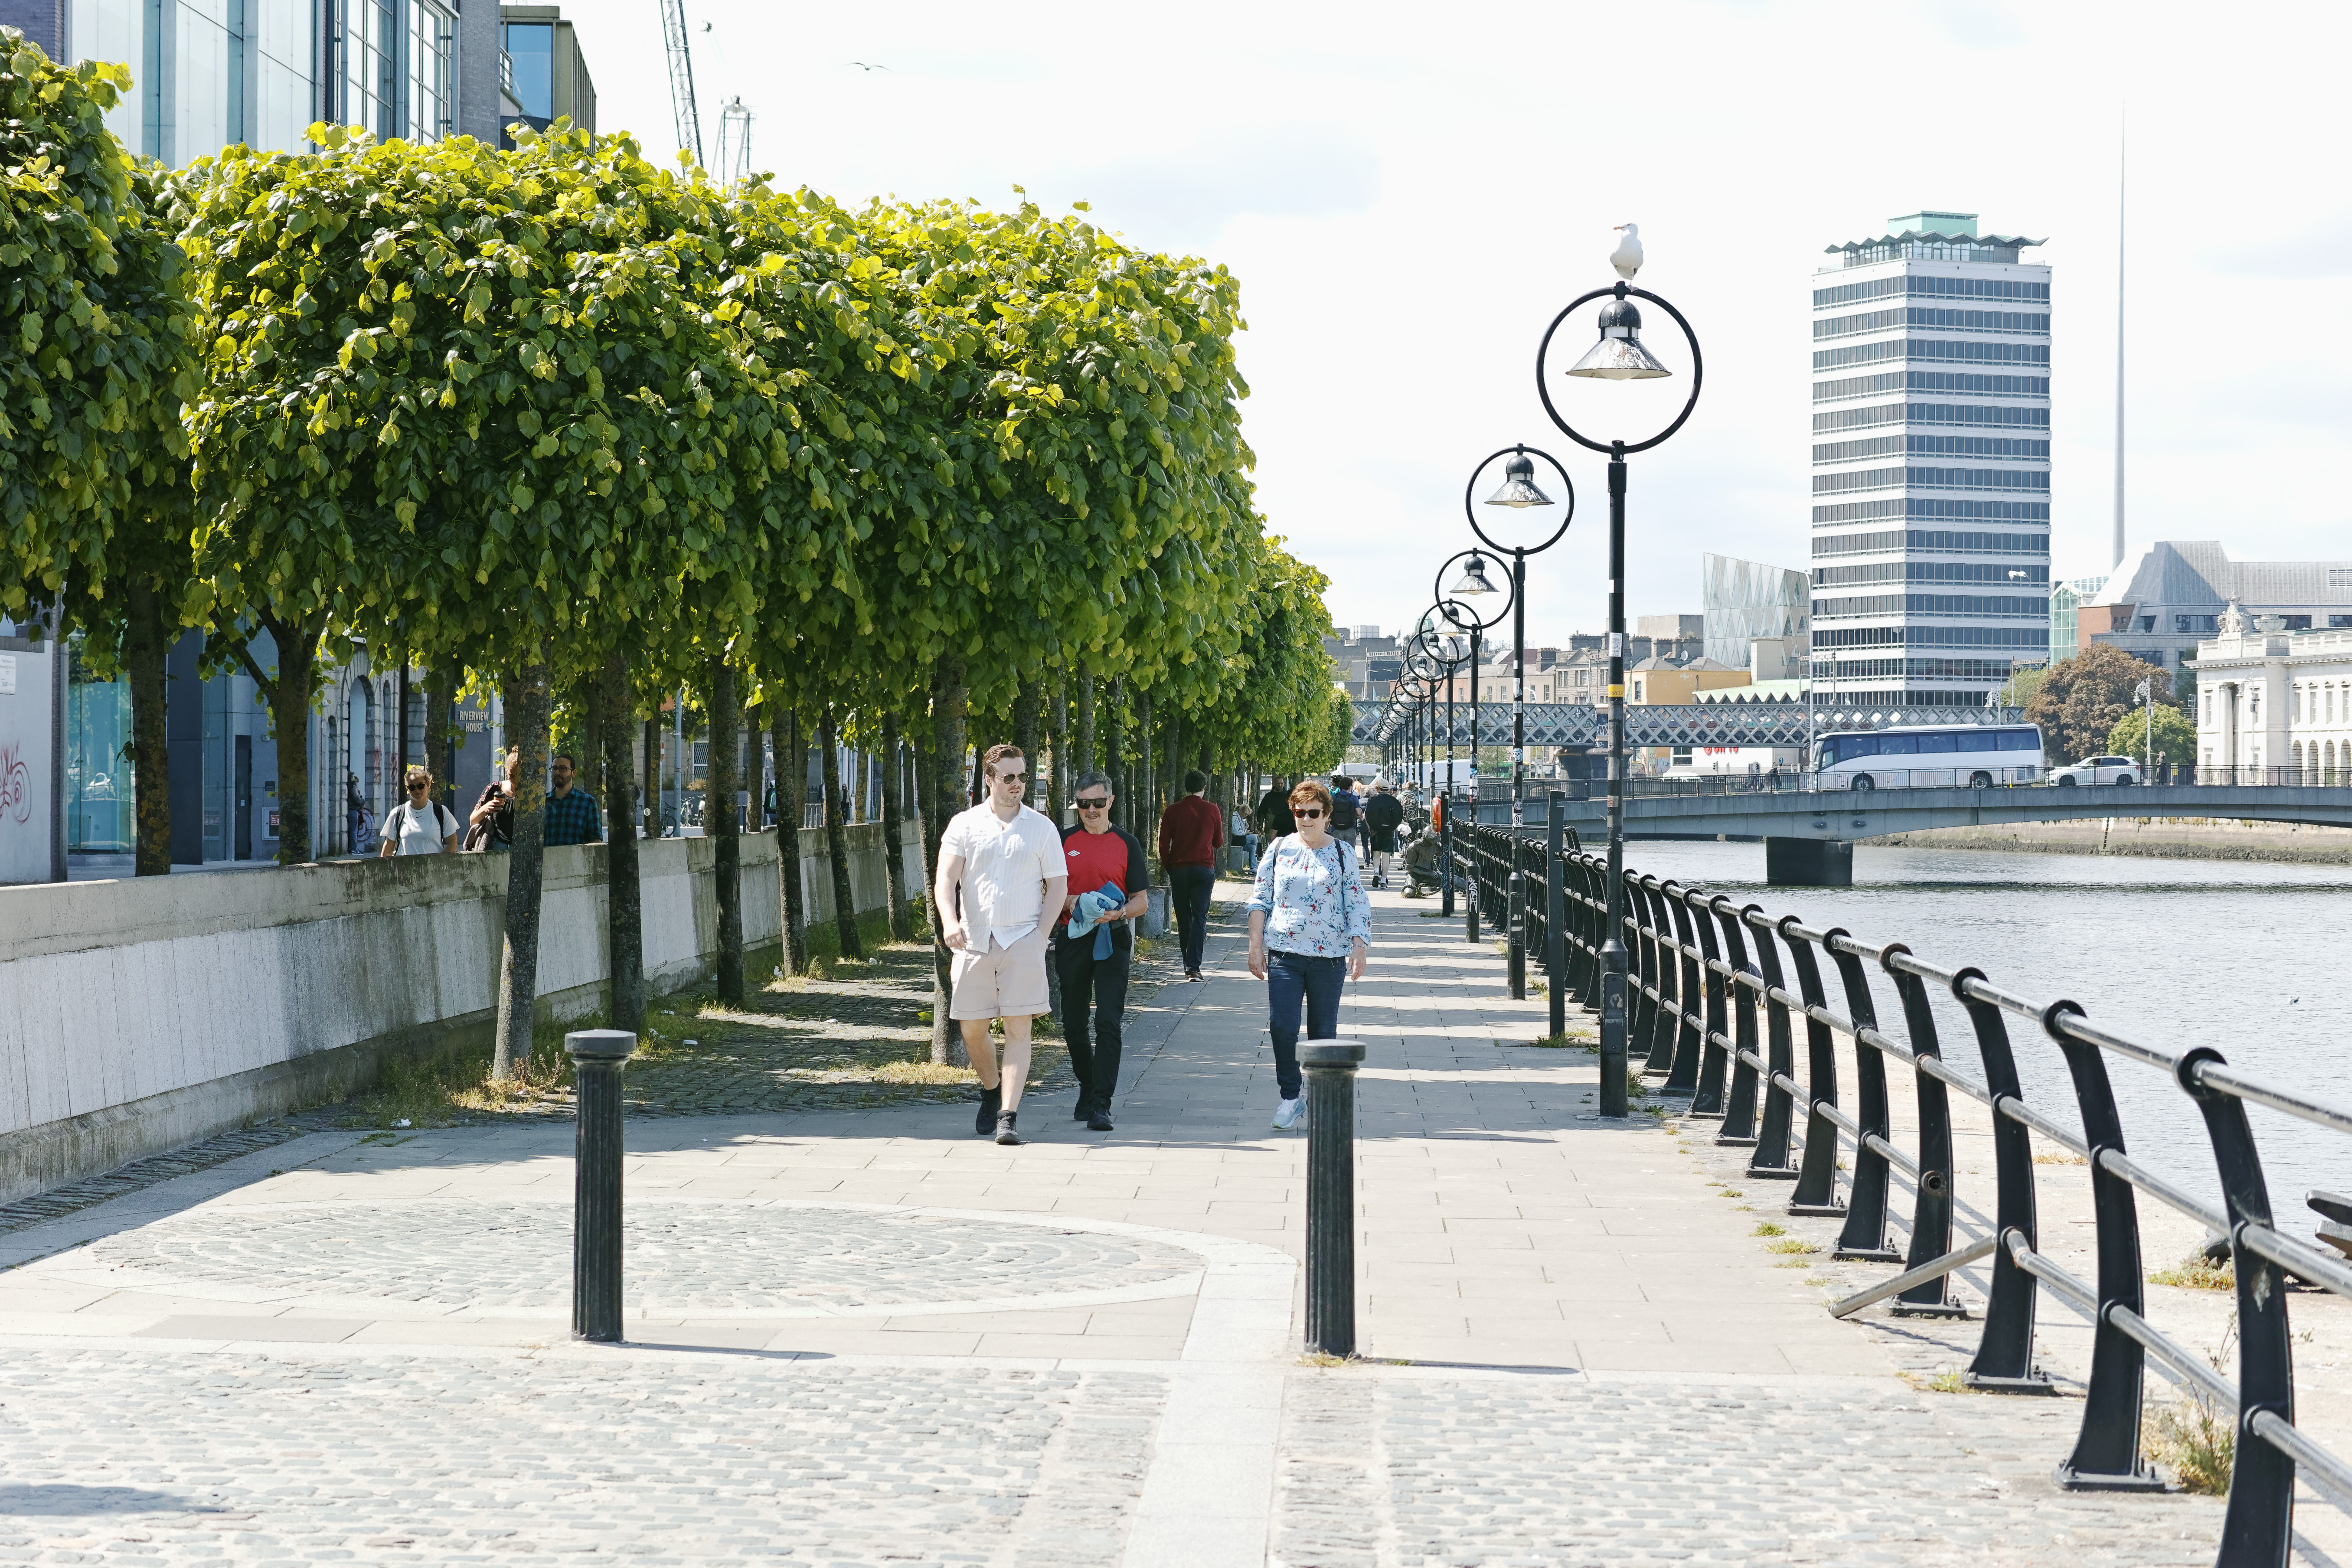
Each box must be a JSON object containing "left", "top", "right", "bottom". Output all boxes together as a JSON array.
[{"left": 1604, "top": 840, "right": 2352, "bottom": 1222}]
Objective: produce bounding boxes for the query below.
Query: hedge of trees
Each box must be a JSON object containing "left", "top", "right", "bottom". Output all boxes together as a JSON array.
[{"left": 0, "top": 40, "right": 1346, "bottom": 1068}]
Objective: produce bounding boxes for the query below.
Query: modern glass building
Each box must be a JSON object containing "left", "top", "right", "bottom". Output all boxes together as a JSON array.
[
  {"left": 1702, "top": 554, "right": 1808, "bottom": 671},
  {"left": 2048, "top": 575, "right": 2110, "bottom": 666},
  {"left": 1808, "top": 211, "right": 2052, "bottom": 706}
]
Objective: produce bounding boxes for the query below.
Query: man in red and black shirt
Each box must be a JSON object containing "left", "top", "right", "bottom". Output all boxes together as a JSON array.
[
  {"left": 1156, "top": 769, "right": 1224, "bottom": 981},
  {"left": 1056, "top": 770, "right": 1149, "bottom": 1131}
]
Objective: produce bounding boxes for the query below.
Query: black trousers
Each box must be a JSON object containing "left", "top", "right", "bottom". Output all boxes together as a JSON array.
[
  {"left": 1056, "top": 938, "right": 1130, "bottom": 1109},
  {"left": 1168, "top": 864, "right": 1216, "bottom": 972}
]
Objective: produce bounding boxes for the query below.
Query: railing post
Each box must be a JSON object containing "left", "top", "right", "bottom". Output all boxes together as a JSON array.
[
  {"left": 1685, "top": 891, "right": 1730, "bottom": 1117},
  {"left": 1439, "top": 800, "right": 1454, "bottom": 917},
  {"left": 1658, "top": 886, "right": 1705, "bottom": 1098},
  {"left": 1825, "top": 934, "right": 1902, "bottom": 1262},
  {"left": 567, "top": 1027, "right": 635, "bottom": 1344},
  {"left": 1711, "top": 898, "right": 1761, "bottom": 1146},
  {"left": 1744, "top": 910, "right": 1800, "bottom": 1179},
  {"left": 1639, "top": 878, "right": 1679, "bottom": 1074},
  {"left": 1784, "top": 924, "right": 1846, "bottom": 1217},
  {"left": 2043, "top": 999, "right": 2164, "bottom": 1491},
  {"left": 1546, "top": 795, "right": 1567, "bottom": 1040},
  {"left": 1302, "top": 1039, "right": 1367, "bottom": 1358},
  {"left": 1952, "top": 969, "right": 2049, "bottom": 1391},
  {"left": 1882, "top": 947, "right": 1964, "bottom": 1315},
  {"left": 1507, "top": 831, "right": 1527, "bottom": 1000},
  {"left": 2180, "top": 1045, "right": 2297, "bottom": 1561},
  {"left": 1464, "top": 829, "right": 1482, "bottom": 944}
]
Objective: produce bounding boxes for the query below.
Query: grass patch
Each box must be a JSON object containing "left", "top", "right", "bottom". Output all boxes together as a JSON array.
[
  {"left": 869, "top": 1060, "right": 977, "bottom": 1086},
  {"left": 2033, "top": 1150, "right": 2090, "bottom": 1166},
  {"left": 1771, "top": 1260, "right": 1811, "bottom": 1270},
  {"left": 1752, "top": 1222, "right": 1787, "bottom": 1237},
  {"left": 2149, "top": 1253, "right": 2235, "bottom": 1291},
  {"left": 774, "top": 901, "right": 929, "bottom": 983},
  {"left": 337, "top": 1014, "right": 581, "bottom": 1130},
  {"left": 1507, "top": 1032, "right": 1594, "bottom": 1050},
  {"left": 1904, "top": 1367, "right": 1968, "bottom": 1395},
  {"left": 2146, "top": 1396, "right": 2234, "bottom": 1493},
  {"left": 1765, "top": 1238, "right": 1819, "bottom": 1255}
]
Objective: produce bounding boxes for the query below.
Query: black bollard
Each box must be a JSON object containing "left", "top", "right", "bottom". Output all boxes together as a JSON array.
[
  {"left": 568, "top": 1028, "right": 635, "bottom": 1343},
  {"left": 1301, "top": 1039, "right": 1366, "bottom": 1357}
]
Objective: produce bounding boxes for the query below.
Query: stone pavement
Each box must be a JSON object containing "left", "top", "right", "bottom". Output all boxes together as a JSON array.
[{"left": 0, "top": 878, "right": 2316, "bottom": 1565}]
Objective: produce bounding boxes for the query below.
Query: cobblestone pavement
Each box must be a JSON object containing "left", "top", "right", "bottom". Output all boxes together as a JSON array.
[
  {"left": 1274, "top": 1370, "right": 2224, "bottom": 1567},
  {"left": 0, "top": 1343, "right": 1163, "bottom": 1567},
  {"left": 76, "top": 1199, "right": 1206, "bottom": 1315}
]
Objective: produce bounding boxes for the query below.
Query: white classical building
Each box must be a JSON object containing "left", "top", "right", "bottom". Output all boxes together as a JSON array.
[{"left": 2193, "top": 609, "right": 2352, "bottom": 782}]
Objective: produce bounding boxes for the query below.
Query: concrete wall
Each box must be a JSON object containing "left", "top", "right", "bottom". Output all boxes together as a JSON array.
[{"left": 0, "top": 822, "right": 922, "bottom": 1202}]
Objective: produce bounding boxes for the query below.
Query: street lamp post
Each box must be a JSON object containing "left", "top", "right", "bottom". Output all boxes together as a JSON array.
[
  {"left": 1460, "top": 447, "right": 1576, "bottom": 1001},
  {"left": 1434, "top": 553, "right": 1514, "bottom": 939},
  {"left": 1533, "top": 262, "right": 1704, "bottom": 1121}
]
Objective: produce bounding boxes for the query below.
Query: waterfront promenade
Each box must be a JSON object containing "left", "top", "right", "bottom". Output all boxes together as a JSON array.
[{"left": 0, "top": 885, "right": 2324, "bottom": 1565}]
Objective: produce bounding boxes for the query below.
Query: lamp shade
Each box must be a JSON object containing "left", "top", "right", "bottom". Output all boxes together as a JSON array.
[
  {"left": 1483, "top": 451, "right": 1553, "bottom": 509},
  {"left": 1449, "top": 555, "right": 1497, "bottom": 597},
  {"left": 1565, "top": 297, "right": 1672, "bottom": 381}
]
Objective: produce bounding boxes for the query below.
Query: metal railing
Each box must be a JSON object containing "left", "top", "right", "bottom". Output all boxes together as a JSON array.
[{"left": 1450, "top": 803, "right": 2352, "bottom": 1567}]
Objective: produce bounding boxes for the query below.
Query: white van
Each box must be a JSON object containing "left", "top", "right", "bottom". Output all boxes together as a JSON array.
[{"left": 1811, "top": 724, "right": 2045, "bottom": 791}]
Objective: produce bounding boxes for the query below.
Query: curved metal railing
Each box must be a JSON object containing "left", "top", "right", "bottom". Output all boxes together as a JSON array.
[{"left": 1451, "top": 810, "right": 2352, "bottom": 1568}]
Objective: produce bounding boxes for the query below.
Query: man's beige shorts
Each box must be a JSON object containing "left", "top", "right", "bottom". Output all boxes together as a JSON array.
[{"left": 948, "top": 924, "right": 1052, "bottom": 1021}]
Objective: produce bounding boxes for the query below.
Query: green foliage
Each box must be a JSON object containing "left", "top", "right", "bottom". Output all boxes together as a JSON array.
[
  {"left": 0, "top": 38, "right": 197, "bottom": 626},
  {"left": 2104, "top": 702, "right": 2195, "bottom": 767},
  {"left": 2026, "top": 644, "right": 2177, "bottom": 763}
]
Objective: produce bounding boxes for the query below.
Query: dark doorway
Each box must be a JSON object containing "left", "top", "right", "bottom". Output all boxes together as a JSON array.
[{"left": 235, "top": 735, "right": 253, "bottom": 861}]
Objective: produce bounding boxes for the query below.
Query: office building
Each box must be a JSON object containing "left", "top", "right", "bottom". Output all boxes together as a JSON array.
[
  {"left": 2084, "top": 542, "right": 2352, "bottom": 670},
  {"left": 2047, "top": 575, "right": 2109, "bottom": 666},
  {"left": 498, "top": 6, "right": 595, "bottom": 144},
  {"left": 1702, "top": 554, "right": 1808, "bottom": 671},
  {"left": 1808, "top": 210, "right": 2051, "bottom": 706}
]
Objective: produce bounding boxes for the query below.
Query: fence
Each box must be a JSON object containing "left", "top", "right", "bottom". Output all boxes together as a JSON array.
[{"left": 1449, "top": 807, "right": 2352, "bottom": 1567}]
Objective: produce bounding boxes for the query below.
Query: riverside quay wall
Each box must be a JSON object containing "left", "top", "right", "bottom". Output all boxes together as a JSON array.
[
  {"left": 1864, "top": 814, "right": 2352, "bottom": 865},
  {"left": 0, "top": 823, "right": 921, "bottom": 1203}
]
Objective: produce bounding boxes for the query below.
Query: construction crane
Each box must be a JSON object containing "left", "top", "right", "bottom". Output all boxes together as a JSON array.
[
  {"left": 659, "top": 0, "right": 703, "bottom": 167},
  {"left": 717, "top": 97, "right": 752, "bottom": 184}
]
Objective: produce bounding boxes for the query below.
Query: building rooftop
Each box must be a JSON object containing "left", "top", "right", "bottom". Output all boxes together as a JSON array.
[{"left": 1824, "top": 211, "right": 2045, "bottom": 269}]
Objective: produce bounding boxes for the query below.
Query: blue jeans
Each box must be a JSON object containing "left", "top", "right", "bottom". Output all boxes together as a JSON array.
[{"left": 1265, "top": 950, "right": 1344, "bottom": 1099}]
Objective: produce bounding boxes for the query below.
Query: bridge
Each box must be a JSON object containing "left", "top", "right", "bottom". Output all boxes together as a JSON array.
[
  {"left": 1461, "top": 781, "right": 2352, "bottom": 883},
  {"left": 1350, "top": 697, "right": 2021, "bottom": 749}
]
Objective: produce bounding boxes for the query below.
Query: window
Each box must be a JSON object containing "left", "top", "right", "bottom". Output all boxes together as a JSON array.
[
  {"left": 1813, "top": 402, "right": 2050, "bottom": 434},
  {"left": 2331, "top": 615, "right": 2352, "bottom": 628},
  {"left": 1814, "top": 371, "right": 2049, "bottom": 403},
  {"left": 1813, "top": 593, "right": 2046, "bottom": 620},
  {"left": 2329, "top": 568, "right": 2352, "bottom": 588},
  {"left": 340, "top": 0, "right": 398, "bottom": 138},
  {"left": 1813, "top": 307, "right": 2049, "bottom": 341},
  {"left": 1813, "top": 467, "right": 2051, "bottom": 495},
  {"left": 2282, "top": 614, "right": 2312, "bottom": 631},
  {"left": 502, "top": 22, "right": 555, "bottom": 120},
  {"left": 2176, "top": 613, "right": 2218, "bottom": 634},
  {"left": 1810, "top": 528, "right": 2050, "bottom": 558},
  {"left": 1814, "top": 626, "right": 2050, "bottom": 650},
  {"left": 1632, "top": 680, "right": 1644, "bottom": 701},
  {"left": 1814, "top": 434, "right": 2050, "bottom": 464},
  {"left": 1813, "top": 277, "right": 2050, "bottom": 310},
  {"left": 1814, "top": 339, "right": 2052, "bottom": 372},
  {"left": 2203, "top": 693, "right": 2212, "bottom": 726},
  {"left": 1813, "top": 562, "right": 2047, "bottom": 587},
  {"left": 407, "top": 0, "right": 455, "bottom": 140},
  {"left": 1813, "top": 500, "right": 2051, "bottom": 526}
]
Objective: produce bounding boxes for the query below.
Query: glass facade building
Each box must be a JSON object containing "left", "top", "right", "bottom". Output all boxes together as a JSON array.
[
  {"left": 1809, "top": 211, "right": 2052, "bottom": 706},
  {"left": 2048, "top": 576, "right": 2109, "bottom": 666},
  {"left": 1702, "top": 554, "right": 1808, "bottom": 670}
]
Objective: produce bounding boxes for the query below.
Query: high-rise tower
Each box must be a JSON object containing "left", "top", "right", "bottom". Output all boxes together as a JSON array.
[{"left": 1808, "top": 211, "right": 2051, "bottom": 707}]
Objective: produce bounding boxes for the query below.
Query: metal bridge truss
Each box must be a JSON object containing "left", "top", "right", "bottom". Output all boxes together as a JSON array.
[{"left": 1353, "top": 699, "right": 2026, "bottom": 750}]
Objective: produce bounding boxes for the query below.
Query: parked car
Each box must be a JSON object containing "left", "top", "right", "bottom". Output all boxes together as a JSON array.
[{"left": 2050, "top": 755, "right": 2140, "bottom": 787}]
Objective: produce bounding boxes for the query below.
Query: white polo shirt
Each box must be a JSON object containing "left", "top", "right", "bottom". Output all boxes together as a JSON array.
[{"left": 941, "top": 802, "right": 1064, "bottom": 950}]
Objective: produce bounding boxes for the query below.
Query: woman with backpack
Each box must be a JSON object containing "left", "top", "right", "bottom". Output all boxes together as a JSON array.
[
  {"left": 1244, "top": 779, "right": 1371, "bottom": 1131},
  {"left": 378, "top": 766, "right": 463, "bottom": 855}
]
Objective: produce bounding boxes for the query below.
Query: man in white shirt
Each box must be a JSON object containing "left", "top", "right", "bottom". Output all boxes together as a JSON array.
[{"left": 937, "top": 744, "right": 1067, "bottom": 1145}]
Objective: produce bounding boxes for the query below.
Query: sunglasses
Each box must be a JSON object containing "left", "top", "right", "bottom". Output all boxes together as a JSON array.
[
  {"left": 1076, "top": 797, "right": 1110, "bottom": 810},
  {"left": 995, "top": 773, "right": 1027, "bottom": 784},
  {"left": 408, "top": 782, "right": 431, "bottom": 792},
  {"left": 1295, "top": 807, "right": 1326, "bottom": 820}
]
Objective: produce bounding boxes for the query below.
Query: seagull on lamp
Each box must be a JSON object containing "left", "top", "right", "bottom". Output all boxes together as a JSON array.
[{"left": 1610, "top": 224, "right": 1643, "bottom": 280}]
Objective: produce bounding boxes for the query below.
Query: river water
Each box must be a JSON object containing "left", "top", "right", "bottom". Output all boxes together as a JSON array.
[{"left": 1607, "top": 840, "right": 2352, "bottom": 1222}]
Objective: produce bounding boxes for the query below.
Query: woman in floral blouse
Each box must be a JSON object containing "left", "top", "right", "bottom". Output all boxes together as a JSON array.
[{"left": 1245, "top": 779, "right": 1371, "bottom": 1130}]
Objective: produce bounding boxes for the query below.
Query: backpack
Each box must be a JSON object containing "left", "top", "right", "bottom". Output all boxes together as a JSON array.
[
  {"left": 1329, "top": 790, "right": 1359, "bottom": 830},
  {"left": 393, "top": 800, "right": 457, "bottom": 852}
]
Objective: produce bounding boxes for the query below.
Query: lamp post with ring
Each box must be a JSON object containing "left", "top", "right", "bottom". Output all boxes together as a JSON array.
[
  {"left": 1459, "top": 444, "right": 1575, "bottom": 1000},
  {"left": 1431, "top": 544, "right": 1525, "bottom": 992},
  {"left": 1409, "top": 613, "right": 1473, "bottom": 915},
  {"left": 1532, "top": 254, "right": 1704, "bottom": 1120}
]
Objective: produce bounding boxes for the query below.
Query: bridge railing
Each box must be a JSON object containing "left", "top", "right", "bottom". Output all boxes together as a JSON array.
[
  {"left": 1451, "top": 808, "right": 2352, "bottom": 1568},
  {"left": 2194, "top": 764, "right": 2352, "bottom": 788}
]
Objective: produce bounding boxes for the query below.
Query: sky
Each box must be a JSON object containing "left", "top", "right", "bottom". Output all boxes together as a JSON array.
[{"left": 555, "top": 0, "right": 2352, "bottom": 646}]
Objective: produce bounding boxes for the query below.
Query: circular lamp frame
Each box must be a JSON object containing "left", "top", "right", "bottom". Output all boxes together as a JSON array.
[
  {"left": 1534, "top": 283, "right": 1705, "bottom": 455},
  {"left": 1461, "top": 445, "right": 1576, "bottom": 559}
]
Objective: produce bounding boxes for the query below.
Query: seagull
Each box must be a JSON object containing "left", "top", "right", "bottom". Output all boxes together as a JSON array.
[
  {"left": 1610, "top": 223, "right": 1643, "bottom": 280},
  {"left": 848, "top": 60, "right": 890, "bottom": 71}
]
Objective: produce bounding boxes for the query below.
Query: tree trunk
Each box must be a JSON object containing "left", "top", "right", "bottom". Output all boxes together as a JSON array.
[
  {"left": 123, "top": 580, "right": 171, "bottom": 877},
  {"left": 642, "top": 716, "right": 661, "bottom": 838},
  {"left": 709, "top": 653, "right": 742, "bottom": 1007},
  {"left": 1104, "top": 677, "right": 1126, "bottom": 830},
  {"left": 1049, "top": 669, "right": 1069, "bottom": 825},
  {"left": 1075, "top": 673, "right": 1096, "bottom": 777},
  {"left": 599, "top": 649, "right": 644, "bottom": 1036},
  {"left": 819, "top": 704, "right": 862, "bottom": 962},
  {"left": 396, "top": 662, "right": 412, "bottom": 789},
  {"left": 231, "top": 611, "right": 320, "bottom": 865},
  {"left": 921, "top": 657, "right": 967, "bottom": 1065},
  {"left": 493, "top": 657, "right": 552, "bottom": 1081},
  {"left": 575, "top": 667, "right": 604, "bottom": 806},
  {"left": 1013, "top": 676, "right": 1042, "bottom": 792},
  {"left": 425, "top": 670, "right": 457, "bottom": 819},
  {"left": 771, "top": 704, "right": 809, "bottom": 973},
  {"left": 880, "top": 712, "right": 912, "bottom": 941}
]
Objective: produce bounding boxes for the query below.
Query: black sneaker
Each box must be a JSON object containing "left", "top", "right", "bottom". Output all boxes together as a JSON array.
[
  {"left": 974, "top": 1085, "right": 1000, "bottom": 1136},
  {"left": 994, "top": 1111, "right": 1022, "bottom": 1146},
  {"left": 1071, "top": 1094, "right": 1094, "bottom": 1122},
  {"left": 1088, "top": 1107, "right": 1115, "bottom": 1132}
]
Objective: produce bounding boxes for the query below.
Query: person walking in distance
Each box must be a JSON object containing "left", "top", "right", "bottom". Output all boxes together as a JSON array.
[
  {"left": 937, "top": 745, "right": 1067, "bottom": 1146},
  {"left": 1362, "top": 780, "right": 1405, "bottom": 890},
  {"left": 1245, "top": 780, "right": 1370, "bottom": 1130},
  {"left": 1057, "top": 771, "right": 1148, "bottom": 1131},
  {"left": 1326, "top": 773, "right": 1362, "bottom": 852},
  {"left": 379, "top": 766, "right": 462, "bottom": 856},
  {"left": 1157, "top": 769, "right": 1223, "bottom": 981},
  {"left": 543, "top": 752, "right": 603, "bottom": 846}
]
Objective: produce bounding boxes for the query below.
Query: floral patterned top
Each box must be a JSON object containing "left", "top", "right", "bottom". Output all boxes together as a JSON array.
[{"left": 1245, "top": 834, "right": 1372, "bottom": 957}]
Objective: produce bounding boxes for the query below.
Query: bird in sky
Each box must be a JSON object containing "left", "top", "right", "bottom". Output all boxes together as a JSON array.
[
  {"left": 1610, "top": 224, "right": 1643, "bottom": 280},
  {"left": 849, "top": 61, "right": 890, "bottom": 71}
]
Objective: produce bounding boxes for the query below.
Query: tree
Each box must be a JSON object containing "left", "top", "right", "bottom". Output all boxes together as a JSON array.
[
  {"left": 2026, "top": 644, "right": 2176, "bottom": 764},
  {"left": 2104, "top": 702, "right": 2195, "bottom": 771}
]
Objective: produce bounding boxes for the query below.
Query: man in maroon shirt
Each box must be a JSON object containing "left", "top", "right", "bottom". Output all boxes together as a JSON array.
[
  {"left": 1057, "top": 771, "right": 1149, "bottom": 1131},
  {"left": 1157, "top": 770, "right": 1224, "bottom": 981}
]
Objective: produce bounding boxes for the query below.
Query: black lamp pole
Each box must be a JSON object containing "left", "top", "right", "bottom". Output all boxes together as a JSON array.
[{"left": 1534, "top": 274, "right": 1705, "bottom": 1120}]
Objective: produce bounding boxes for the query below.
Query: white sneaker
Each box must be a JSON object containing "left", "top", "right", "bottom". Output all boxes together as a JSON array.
[{"left": 1273, "top": 1097, "right": 1304, "bottom": 1130}]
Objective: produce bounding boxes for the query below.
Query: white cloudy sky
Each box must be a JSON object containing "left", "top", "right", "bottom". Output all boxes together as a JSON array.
[{"left": 557, "top": 0, "right": 2352, "bottom": 644}]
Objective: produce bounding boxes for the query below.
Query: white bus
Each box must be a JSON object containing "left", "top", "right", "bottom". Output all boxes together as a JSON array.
[{"left": 1811, "top": 723, "right": 2045, "bottom": 791}]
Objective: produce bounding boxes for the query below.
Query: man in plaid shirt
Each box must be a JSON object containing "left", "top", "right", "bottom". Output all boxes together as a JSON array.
[{"left": 544, "top": 752, "right": 603, "bottom": 846}]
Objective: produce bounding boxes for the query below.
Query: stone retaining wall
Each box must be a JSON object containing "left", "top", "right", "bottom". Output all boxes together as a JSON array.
[
  {"left": 0, "top": 823, "right": 921, "bottom": 1202},
  {"left": 1864, "top": 815, "right": 2352, "bottom": 865}
]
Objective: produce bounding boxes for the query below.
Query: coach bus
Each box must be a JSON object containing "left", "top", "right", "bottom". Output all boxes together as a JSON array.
[{"left": 1810, "top": 723, "right": 2045, "bottom": 791}]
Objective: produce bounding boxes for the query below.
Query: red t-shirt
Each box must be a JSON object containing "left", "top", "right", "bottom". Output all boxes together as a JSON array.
[
  {"left": 1157, "top": 794, "right": 1224, "bottom": 868},
  {"left": 1058, "top": 824, "right": 1147, "bottom": 951}
]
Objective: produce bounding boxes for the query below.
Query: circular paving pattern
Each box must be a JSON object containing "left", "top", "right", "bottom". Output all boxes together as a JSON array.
[{"left": 82, "top": 1200, "right": 1205, "bottom": 1317}]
